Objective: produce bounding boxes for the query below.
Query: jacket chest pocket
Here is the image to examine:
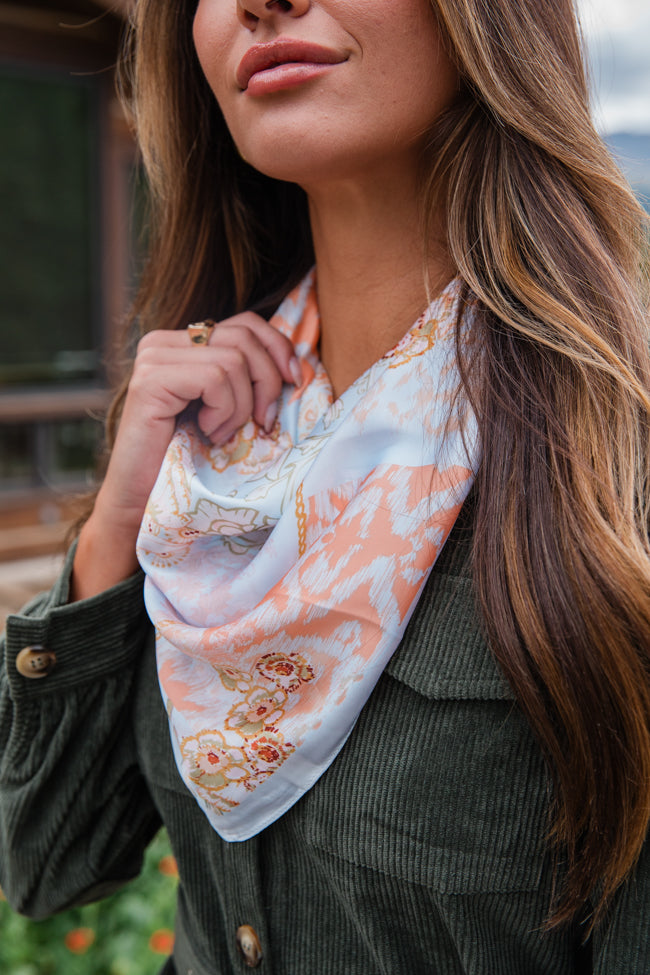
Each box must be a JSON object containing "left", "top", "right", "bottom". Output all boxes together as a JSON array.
[{"left": 291, "top": 665, "right": 550, "bottom": 896}]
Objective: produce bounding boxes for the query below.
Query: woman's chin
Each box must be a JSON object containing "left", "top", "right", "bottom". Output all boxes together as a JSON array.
[
  {"left": 235, "top": 141, "right": 419, "bottom": 194},
  {"left": 235, "top": 142, "right": 347, "bottom": 187}
]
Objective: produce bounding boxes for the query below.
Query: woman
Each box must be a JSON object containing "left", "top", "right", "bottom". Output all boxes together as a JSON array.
[{"left": 1, "top": 0, "right": 649, "bottom": 971}]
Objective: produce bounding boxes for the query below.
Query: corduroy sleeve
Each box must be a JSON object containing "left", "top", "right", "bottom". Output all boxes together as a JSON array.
[{"left": 0, "top": 547, "right": 161, "bottom": 919}]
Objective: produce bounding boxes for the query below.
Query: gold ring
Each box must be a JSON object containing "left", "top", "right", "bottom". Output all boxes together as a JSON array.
[{"left": 187, "top": 320, "right": 216, "bottom": 345}]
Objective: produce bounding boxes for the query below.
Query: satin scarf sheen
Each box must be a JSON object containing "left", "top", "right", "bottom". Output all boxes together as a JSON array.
[{"left": 136, "top": 271, "right": 479, "bottom": 840}]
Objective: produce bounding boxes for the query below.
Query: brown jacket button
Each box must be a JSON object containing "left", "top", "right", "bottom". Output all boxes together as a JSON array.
[
  {"left": 16, "top": 646, "right": 56, "bottom": 679},
  {"left": 236, "top": 924, "right": 263, "bottom": 968}
]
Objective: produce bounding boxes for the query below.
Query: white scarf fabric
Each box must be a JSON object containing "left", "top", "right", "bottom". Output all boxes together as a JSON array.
[{"left": 136, "top": 271, "right": 479, "bottom": 840}]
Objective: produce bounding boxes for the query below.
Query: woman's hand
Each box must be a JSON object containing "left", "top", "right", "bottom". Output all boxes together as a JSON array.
[{"left": 71, "top": 313, "right": 300, "bottom": 601}]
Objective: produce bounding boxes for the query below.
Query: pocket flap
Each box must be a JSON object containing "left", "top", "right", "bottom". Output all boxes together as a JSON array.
[{"left": 386, "top": 571, "right": 515, "bottom": 701}]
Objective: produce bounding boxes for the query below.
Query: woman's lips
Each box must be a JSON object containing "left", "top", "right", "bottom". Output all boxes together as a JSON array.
[{"left": 237, "top": 39, "right": 346, "bottom": 95}]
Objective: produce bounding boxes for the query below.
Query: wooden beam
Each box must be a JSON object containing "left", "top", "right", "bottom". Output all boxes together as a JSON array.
[{"left": 0, "top": 388, "right": 110, "bottom": 424}]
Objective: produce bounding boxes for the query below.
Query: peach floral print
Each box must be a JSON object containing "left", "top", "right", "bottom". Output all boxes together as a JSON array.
[{"left": 137, "top": 270, "right": 479, "bottom": 840}]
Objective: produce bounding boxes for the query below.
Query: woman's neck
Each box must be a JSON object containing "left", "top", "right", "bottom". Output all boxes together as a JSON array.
[{"left": 306, "top": 174, "right": 453, "bottom": 399}]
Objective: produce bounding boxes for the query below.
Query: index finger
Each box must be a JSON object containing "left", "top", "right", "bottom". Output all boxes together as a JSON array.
[
  {"left": 211, "top": 312, "right": 302, "bottom": 387},
  {"left": 141, "top": 314, "right": 303, "bottom": 387}
]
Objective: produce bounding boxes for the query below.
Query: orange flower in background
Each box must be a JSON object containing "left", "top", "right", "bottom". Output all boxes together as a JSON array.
[
  {"left": 149, "top": 928, "right": 175, "bottom": 954},
  {"left": 0, "top": 885, "right": 6, "bottom": 902},
  {"left": 158, "top": 854, "right": 179, "bottom": 878},
  {"left": 64, "top": 927, "right": 96, "bottom": 954}
]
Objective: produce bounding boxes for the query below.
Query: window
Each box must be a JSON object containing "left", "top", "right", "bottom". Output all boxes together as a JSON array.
[
  {"left": 0, "top": 4, "right": 135, "bottom": 521},
  {"left": 0, "top": 65, "right": 102, "bottom": 388}
]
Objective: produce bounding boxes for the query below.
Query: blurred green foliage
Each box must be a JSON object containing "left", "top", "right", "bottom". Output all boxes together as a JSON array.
[{"left": 0, "top": 830, "right": 177, "bottom": 975}]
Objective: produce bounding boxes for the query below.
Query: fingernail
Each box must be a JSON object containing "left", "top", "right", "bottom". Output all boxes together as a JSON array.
[
  {"left": 264, "top": 401, "right": 278, "bottom": 433},
  {"left": 289, "top": 356, "right": 303, "bottom": 387}
]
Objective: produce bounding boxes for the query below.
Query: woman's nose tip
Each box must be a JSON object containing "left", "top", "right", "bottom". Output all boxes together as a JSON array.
[{"left": 237, "top": 0, "right": 310, "bottom": 26}]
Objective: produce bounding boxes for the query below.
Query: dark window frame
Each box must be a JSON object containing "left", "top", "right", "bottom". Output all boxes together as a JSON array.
[{"left": 0, "top": 4, "right": 134, "bottom": 505}]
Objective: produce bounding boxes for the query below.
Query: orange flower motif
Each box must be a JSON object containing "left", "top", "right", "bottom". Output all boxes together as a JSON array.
[
  {"left": 225, "top": 688, "right": 287, "bottom": 736},
  {"left": 64, "top": 927, "right": 96, "bottom": 954},
  {"left": 255, "top": 651, "right": 315, "bottom": 693},
  {"left": 181, "top": 730, "right": 250, "bottom": 795},
  {"left": 254, "top": 742, "right": 280, "bottom": 763},
  {"left": 149, "top": 928, "right": 175, "bottom": 954},
  {"left": 158, "top": 854, "right": 179, "bottom": 878},
  {"left": 249, "top": 731, "right": 294, "bottom": 772}
]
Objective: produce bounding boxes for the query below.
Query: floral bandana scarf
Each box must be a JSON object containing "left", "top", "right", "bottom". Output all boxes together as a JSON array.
[{"left": 136, "top": 271, "right": 479, "bottom": 841}]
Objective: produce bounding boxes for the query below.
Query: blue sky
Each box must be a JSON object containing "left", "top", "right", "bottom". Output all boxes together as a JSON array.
[{"left": 579, "top": 0, "right": 650, "bottom": 133}]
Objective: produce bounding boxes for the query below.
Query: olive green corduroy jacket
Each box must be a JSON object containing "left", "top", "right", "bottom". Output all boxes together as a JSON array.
[{"left": 0, "top": 505, "right": 648, "bottom": 974}]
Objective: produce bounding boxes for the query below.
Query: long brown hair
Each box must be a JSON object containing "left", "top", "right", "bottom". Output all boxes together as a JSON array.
[
  {"left": 114, "top": 0, "right": 650, "bottom": 928},
  {"left": 427, "top": 0, "right": 650, "bottom": 927}
]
